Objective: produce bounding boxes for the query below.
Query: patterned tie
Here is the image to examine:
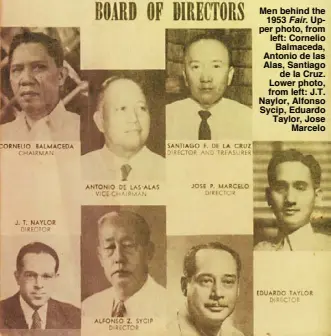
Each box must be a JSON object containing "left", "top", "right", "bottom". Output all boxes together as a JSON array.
[
  {"left": 121, "top": 164, "right": 132, "bottom": 181},
  {"left": 198, "top": 110, "right": 211, "bottom": 140},
  {"left": 31, "top": 310, "right": 42, "bottom": 329},
  {"left": 112, "top": 300, "right": 126, "bottom": 317}
]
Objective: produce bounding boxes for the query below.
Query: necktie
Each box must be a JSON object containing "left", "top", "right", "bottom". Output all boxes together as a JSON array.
[
  {"left": 112, "top": 300, "right": 126, "bottom": 317},
  {"left": 31, "top": 310, "right": 42, "bottom": 329},
  {"left": 198, "top": 110, "right": 211, "bottom": 140},
  {"left": 121, "top": 164, "right": 132, "bottom": 181}
]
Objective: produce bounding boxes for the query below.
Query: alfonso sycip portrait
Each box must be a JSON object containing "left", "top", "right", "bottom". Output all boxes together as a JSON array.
[
  {"left": 166, "top": 29, "right": 252, "bottom": 141},
  {"left": 81, "top": 206, "right": 166, "bottom": 333},
  {"left": 0, "top": 27, "right": 87, "bottom": 141},
  {"left": 254, "top": 142, "right": 331, "bottom": 251},
  {"left": 81, "top": 70, "right": 165, "bottom": 182}
]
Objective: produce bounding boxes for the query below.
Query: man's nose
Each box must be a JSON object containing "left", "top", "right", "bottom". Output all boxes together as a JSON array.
[
  {"left": 113, "top": 244, "right": 126, "bottom": 263},
  {"left": 19, "top": 67, "right": 36, "bottom": 85},
  {"left": 199, "top": 68, "right": 213, "bottom": 82},
  {"left": 127, "top": 107, "right": 139, "bottom": 123},
  {"left": 34, "top": 275, "right": 44, "bottom": 288},
  {"left": 285, "top": 186, "right": 297, "bottom": 204},
  {"left": 210, "top": 282, "right": 225, "bottom": 299}
]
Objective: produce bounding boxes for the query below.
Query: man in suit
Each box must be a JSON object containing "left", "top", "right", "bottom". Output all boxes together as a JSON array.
[
  {"left": 0, "top": 31, "right": 79, "bottom": 141},
  {"left": 255, "top": 149, "right": 331, "bottom": 251},
  {"left": 169, "top": 242, "right": 245, "bottom": 336},
  {"left": 166, "top": 31, "right": 251, "bottom": 140},
  {"left": 0, "top": 242, "right": 80, "bottom": 329},
  {"left": 81, "top": 76, "right": 164, "bottom": 181},
  {"left": 82, "top": 210, "right": 166, "bottom": 334}
]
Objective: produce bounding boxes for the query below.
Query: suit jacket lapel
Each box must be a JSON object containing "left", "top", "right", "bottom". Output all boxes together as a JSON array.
[
  {"left": 46, "top": 298, "right": 66, "bottom": 329},
  {"left": 5, "top": 293, "right": 28, "bottom": 329}
]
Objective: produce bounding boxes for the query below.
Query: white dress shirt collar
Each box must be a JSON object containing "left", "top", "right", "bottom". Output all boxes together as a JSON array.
[
  {"left": 19, "top": 295, "right": 48, "bottom": 329},
  {"left": 100, "top": 145, "right": 152, "bottom": 180},
  {"left": 17, "top": 100, "right": 67, "bottom": 133},
  {"left": 112, "top": 275, "right": 157, "bottom": 316},
  {"left": 284, "top": 223, "right": 314, "bottom": 250},
  {"left": 177, "top": 302, "right": 244, "bottom": 336}
]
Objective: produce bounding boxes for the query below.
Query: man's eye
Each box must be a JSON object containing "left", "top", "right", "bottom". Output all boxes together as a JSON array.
[
  {"left": 122, "top": 241, "right": 135, "bottom": 248},
  {"left": 213, "top": 64, "right": 221, "bottom": 69},
  {"left": 10, "top": 67, "right": 21, "bottom": 73},
  {"left": 138, "top": 105, "right": 147, "bottom": 112},
  {"left": 191, "top": 65, "right": 200, "bottom": 70},
  {"left": 43, "top": 274, "right": 53, "bottom": 280},
  {"left": 33, "top": 64, "right": 47, "bottom": 71},
  {"left": 223, "top": 279, "right": 235, "bottom": 285},
  {"left": 199, "top": 277, "right": 213, "bottom": 285},
  {"left": 119, "top": 106, "right": 127, "bottom": 111},
  {"left": 295, "top": 183, "right": 307, "bottom": 191}
]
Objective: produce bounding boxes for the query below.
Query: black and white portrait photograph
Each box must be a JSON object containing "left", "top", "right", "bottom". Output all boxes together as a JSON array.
[
  {"left": 0, "top": 236, "right": 81, "bottom": 331},
  {"left": 166, "top": 28, "right": 252, "bottom": 140},
  {"left": 254, "top": 141, "right": 331, "bottom": 251},
  {"left": 81, "top": 205, "right": 166, "bottom": 333},
  {"left": 81, "top": 70, "right": 165, "bottom": 181},
  {"left": 167, "top": 235, "right": 253, "bottom": 336},
  {"left": 0, "top": 27, "right": 87, "bottom": 141}
]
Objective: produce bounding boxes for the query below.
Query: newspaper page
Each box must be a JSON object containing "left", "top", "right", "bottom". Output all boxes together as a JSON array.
[{"left": 0, "top": 0, "right": 330, "bottom": 336}]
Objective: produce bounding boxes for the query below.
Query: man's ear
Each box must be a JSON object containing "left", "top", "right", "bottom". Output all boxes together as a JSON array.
[
  {"left": 181, "top": 276, "right": 188, "bottom": 296},
  {"left": 227, "top": 66, "right": 234, "bottom": 86},
  {"left": 146, "top": 241, "right": 155, "bottom": 262},
  {"left": 58, "top": 66, "right": 68, "bottom": 87},
  {"left": 314, "top": 188, "right": 322, "bottom": 206},
  {"left": 265, "top": 187, "right": 272, "bottom": 207},
  {"left": 93, "top": 110, "right": 105, "bottom": 134},
  {"left": 182, "top": 69, "right": 188, "bottom": 87},
  {"left": 14, "top": 270, "right": 19, "bottom": 284}
]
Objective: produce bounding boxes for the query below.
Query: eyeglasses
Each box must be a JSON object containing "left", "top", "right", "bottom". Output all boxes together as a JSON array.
[{"left": 22, "top": 271, "right": 56, "bottom": 282}]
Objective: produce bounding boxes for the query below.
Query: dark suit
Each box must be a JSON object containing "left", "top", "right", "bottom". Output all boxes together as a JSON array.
[{"left": 0, "top": 293, "right": 81, "bottom": 329}]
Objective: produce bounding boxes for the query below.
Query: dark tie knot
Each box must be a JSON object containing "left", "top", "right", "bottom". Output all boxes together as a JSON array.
[
  {"left": 121, "top": 164, "right": 132, "bottom": 181},
  {"left": 198, "top": 110, "right": 211, "bottom": 121}
]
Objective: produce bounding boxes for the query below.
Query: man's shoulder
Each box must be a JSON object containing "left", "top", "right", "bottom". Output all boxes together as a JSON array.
[
  {"left": 82, "top": 287, "right": 113, "bottom": 307},
  {"left": 166, "top": 98, "right": 192, "bottom": 112},
  {"left": 64, "top": 110, "right": 80, "bottom": 121},
  {"left": 0, "top": 120, "right": 19, "bottom": 140},
  {"left": 82, "top": 148, "right": 102, "bottom": 160},
  {"left": 0, "top": 294, "right": 18, "bottom": 308},
  {"left": 254, "top": 240, "right": 280, "bottom": 251},
  {"left": 144, "top": 147, "right": 164, "bottom": 162},
  {"left": 49, "top": 298, "right": 80, "bottom": 315},
  {"left": 223, "top": 98, "right": 251, "bottom": 113}
]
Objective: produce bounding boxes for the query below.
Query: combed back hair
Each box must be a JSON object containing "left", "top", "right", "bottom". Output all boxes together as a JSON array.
[
  {"left": 183, "top": 32, "right": 233, "bottom": 67},
  {"left": 183, "top": 242, "right": 241, "bottom": 279},
  {"left": 95, "top": 76, "right": 146, "bottom": 112},
  {"left": 267, "top": 149, "right": 321, "bottom": 189},
  {"left": 8, "top": 31, "right": 64, "bottom": 68},
  {"left": 98, "top": 210, "right": 151, "bottom": 246},
  {"left": 16, "top": 242, "right": 60, "bottom": 273}
]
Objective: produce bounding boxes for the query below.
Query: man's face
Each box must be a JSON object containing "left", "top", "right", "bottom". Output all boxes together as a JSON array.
[
  {"left": 98, "top": 79, "right": 150, "bottom": 156},
  {"left": 267, "top": 161, "right": 319, "bottom": 233},
  {"left": 184, "top": 249, "right": 239, "bottom": 329},
  {"left": 184, "top": 39, "right": 234, "bottom": 109},
  {"left": 9, "top": 42, "right": 64, "bottom": 117},
  {"left": 15, "top": 253, "right": 57, "bottom": 309},
  {"left": 98, "top": 220, "right": 152, "bottom": 298}
]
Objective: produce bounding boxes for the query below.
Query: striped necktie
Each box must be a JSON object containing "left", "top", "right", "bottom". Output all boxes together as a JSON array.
[{"left": 112, "top": 300, "right": 126, "bottom": 317}]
